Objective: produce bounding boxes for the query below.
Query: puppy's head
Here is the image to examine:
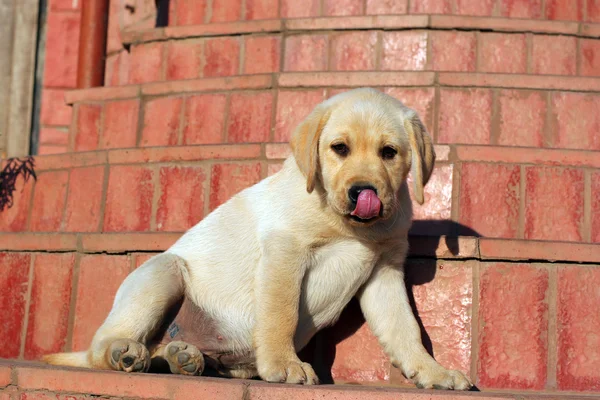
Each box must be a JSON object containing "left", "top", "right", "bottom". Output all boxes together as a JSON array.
[{"left": 290, "top": 88, "right": 435, "bottom": 226}]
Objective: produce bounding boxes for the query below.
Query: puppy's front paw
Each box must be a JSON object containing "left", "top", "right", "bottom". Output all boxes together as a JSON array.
[
  {"left": 258, "top": 357, "right": 319, "bottom": 385},
  {"left": 408, "top": 363, "right": 472, "bottom": 390}
]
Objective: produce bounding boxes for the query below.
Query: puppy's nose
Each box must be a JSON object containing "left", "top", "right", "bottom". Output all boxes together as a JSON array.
[{"left": 348, "top": 184, "right": 377, "bottom": 206}]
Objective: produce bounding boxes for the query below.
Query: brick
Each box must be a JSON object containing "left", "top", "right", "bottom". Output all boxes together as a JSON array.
[
  {"left": 479, "top": 238, "right": 600, "bottom": 263},
  {"left": 106, "top": 0, "right": 123, "bottom": 53},
  {"left": 407, "top": 260, "right": 472, "bottom": 374},
  {"left": 63, "top": 166, "right": 105, "bottom": 232},
  {"left": 24, "top": 253, "right": 74, "bottom": 359},
  {"left": 409, "top": 0, "right": 451, "bottom": 13},
  {"left": 227, "top": 92, "right": 273, "bottom": 143},
  {"left": 30, "top": 171, "right": 69, "bottom": 232},
  {"left": 210, "top": 0, "right": 242, "bottom": 22},
  {"left": 497, "top": 90, "right": 545, "bottom": 147},
  {"left": 39, "top": 128, "right": 68, "bottom": 146},
  {"left": 594, "top": 172, "right": 600, "bottom": 243},
  {"left": 438, "top": 89, "right": 492, "bottom": 144},
  {"left": 431, "top": 31, "right": 476, "bottom": 72},
  {"left": 0, "top": 233, "right": 78, "bottom": 252},
  {"left": 72, "top": 255, "right": 131, "bottom": 351},
  {"left": 499, "top": 0, "right": 542, "bottom": 18},
  {"left": 437, "top": 72, "right": 600, "bottom": 92},
  {"left": 587, "top": 0, "right": 600, "bottom": 22},
  {"left": 157, "top": 166, "right": 206, "bottom": 231},
  {"left": 166, "top": 40, "right": 202, "bottom": 80},
  {"left": 20, "top": 393, "right": 92, "bottom": 400},
  {"left": 454, "top": 0, "right": 494, "bottom": 15},
  {"left": 478, "top": 263, "right": 548, "bottom": 389},
  {"left": 330, "top": 32, "right": 377, "bottom": 71},
  {"left": 210, "top": 163, "right": 262, "bottom": 210},
  {"left": 134, "top": 253, "right": 160, "bottom": 268},
  {"left": 129, "top": 42, "right": 164, "bottom": 84},
  {"left": 183, "top": 94, "right": 227, "bottom": 144},
  {"left": 104, "top": 51, "right": 130, "bottom": 86},
  {"left": 558, "top": 265, "right": 600, "bottom": 390},
  {"left": 74, "top": 104, "right": 102, "bottom": 151},
  {"left": 479, "top": 33, "right": 527, "bottom": 74},
  {"left": 141, "top": 97, "right": 183, "bottom": 147},
  {"left": 275, "top": 90, "right": 326, "bottom": 142},
  {"left": 43, "top": 12, "right": 80, "bottom": 88},
  {"left": 244, "top": 36, "right": 281, "bottom": 74},
  {"left": 169, "top": 0, "right": 208, "bottom": 25},
  {"left": 35, "top": 151, "right": 107, "bottom": 171},
  {"left": 267, "top": 163, "right": 283, "bottom": 176},
  {"left": 459, "top": 163, "right": 520, "bottom": 238},
  {"left": 37, "top": 145, "right": 67, "bottom": 155},
  {"left": 383, "top": 88, "right": 435, "bottom": 130},
  {"left": 410, "top": 164, "right": 453, "bottom": 220},
  {"left": 101, "top": 99, "right": 139, "bottom": 149},
  {"left": 281, "top": 0, "right": 319, "bottom": 17},
  {"left": 366, "top": 0, "right": 407, "bottom": 14},
  {"left": 0, "top": 173, "right": 34, "bottom": 232},
  {"left": 381, "top": 32, "right": 428, "bottom": 71},
  {"left": 525, "top": 167, "right": 584, "bottom": 241},
  {"left": 279, "top": 71, "right": 435, "bottom": 89},
  {"left": 531, "top": 35, "right": 576, "bottom": 75},
  {"left": 0, "top": 253, "right": 30, "bottom": 358},
  {"left": 323, "top": 0, "right": 363, "bottom": 16},
  {"left": 546, "top": 0, "right": 584, "bottom": 20},
  {"left": 549, "top": 92, "right": 600, "bottom": 150},
  {"left": 103, "top": 166, "right": 154, "bottom": 232},
  {"left": 0, "top": 364, "right": 11, "bottom": 386},
  {"left": 49, "top": 0, "right": 80, "bottom": 9},
  {"left": 246, "top": 0, "right": 279, "bottom": 19},
  {"left": 108, "top": 144, "right": 261, "bottom": 165},
  {"left": 203, "top": 37, "right": 240, "bottom": 77},
  {"left": 40, "top": 89, "right": 71, "bottom": 126},
  {"left": 284, "top": 35, "right": 329, "bottom": 72},
  {"left": 581, "top": 39, "right": 600, "bottom": 77}
]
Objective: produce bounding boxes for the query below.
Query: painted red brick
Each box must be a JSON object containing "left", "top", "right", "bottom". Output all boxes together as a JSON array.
[
  {"left": 478, "top": 263, "right": 548, "bottom": 389},
  {"left": 499, "top": 0, "right": 542, "bottom": 18},
  {"left": 479, "top": 33, "right": 527, "bottom": 74},
  {"left": 410, "top": 164, "right": 453, "bottom": 220},
  {"left": 183, "top": 94, "right": 227, "bottom": 144},
  {"left": 106, "top": 0, "right": 123, "bottom": 53},
  {"left": 103, "top": 166, "right": 154, "bottom": 232},
  {"left": 330, "top": 32, "right": 377, "bottom": 71},
  {"left": 549, "top": 92, "right": 600, "bottom": 150},
  {"left": 49, "top": 0, "right": 80, "bottom": 10},
  {"left": 169, "top": 0, "right": 207, "bottom": 25},
  {"left": 134, "top": 253, "right": 160, "bottom": 269},
  {"left": 24, "top": 253, "right": 74, "bottom": 359},
  {"left": 268, "top": 163, "right": 283, "bottom": 176},
  {"left": 39, "top": 128, "right": 68, "bottom": 146},
  {"left": 74, "top": 104, "right": 102, "bottom": 151},
  {"left": 210, "top": 163, "right": 262, "bottom": 210},
  {"left": 246, "top": 0, "right": 279, "bottom": 19},
  {"left": 40, "top": 89, "right": 71, "bottom": 126},
  {"left": 531, "top": 35, "right": 577, "bottom": 75},
  {"left": 0, "top": 174, "right": 34, "bottom": 232},
  {"left": 30, "top": 171, "right": 69, "bottom": 232},
  {"left": 431, "top": 31, "right": 476, "bottom": 72},
  {"left": 438, "top": 89, "right": 492, "bottom": 144},
  {"left": 275, "top": 89, "right": 326, "bottom": 142},
  {"left": 129, "top": 42, "right": 164, "bottom": 84},
  {"left": 101, "top": 99, "right": 139, "bottom": 149},
  {"left": 459, "top": 163, "right": 520, "bottom": 238},
  {"left": 281, "top": 0, "right": 320, "bottom": 17},
  {"left": 72, "top": 255, "right": 131, "bottom": 351},
  {"left": 141, "top": 97, "right": 183, "bottom": 147},
  {"left": 546, "top": 0, "right": 584, "bottom": 20},
  {"left": 381, "top": 31, "right": 427, "bottom": 71},
  {"left": 0, "top": 253, "right": 30, "bottom": 358},
  {"left": 43, "top": 12, "right": 80, "bottom": 88},
  {"left": 156, "top": 166, "right": 206, "bottom": 232},
  {"left": 210, "top": 0, "right": 242, "bottom": 22},
  {"left": 243, "top": 36, "right": 281, "bottom": 74},
  {"left": 323, "top": 0, "right": 363, "bottom": 16},
  {"left": 63, "top": 166, "right": 105, "bottom": 232},
  {"left": 203, "top": 37, "right": 240, "bottom": 77},
  {"left": 593, "top": 172, "right": 600, "bottom": 243},
  {"left": 21, "top": 393, "right": 91, "bottom": 400},
  {"left": 284, "top": 35, "right": 329, "bottom": 72},
  {"left": 166, "top": 40, "right": 202, "bottom": 80},
  {"left": 455, "top": 0, "right": 494, "bottom": 15},
  {"left": 581, "top": 39, "right": 600, "bottom": 77},
  {"left": 408, "top": 260, "right": 473, "bottom": 374},
  {"left": 366, "top": 0, "right": 407, "bottom": 14},
  {"left": 409, "top": 0, "right": 451, "bottom": 13},
  {"left": 227, "top": 92, "right": 273, "bottom": 143},
  {"left": 104, "top": 51, "right": 130, "bottom": 87},
  {"left": 497, "top": 90, "right": 545, "bottom": 147},
  {"left": 525, "top": 167, "right": 584, "bottom": 241},
  {"left": 587, "top": 0, "right": 600, "bottom": 22},
  {"left": 558, "top": 265, "right": 600, "bottom": 390},
  {"left": 383, "top": 88, "right": 435, "bottom": 130},
  {"left": 37, "top": 145, "right": 67, "bottom": 155}
]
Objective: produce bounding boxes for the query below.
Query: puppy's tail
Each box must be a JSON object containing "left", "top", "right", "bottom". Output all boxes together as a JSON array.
[{"left": 41, "top": 351, "right": 90, "bottom": 368}]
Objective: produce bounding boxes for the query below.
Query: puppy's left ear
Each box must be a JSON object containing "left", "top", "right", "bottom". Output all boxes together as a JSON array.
[{"left": 404, "top": 112, "right": 435, "bottom": 205}]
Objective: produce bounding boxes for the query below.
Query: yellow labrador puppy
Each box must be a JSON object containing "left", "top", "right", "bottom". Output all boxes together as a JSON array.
[{"left": 43, "top": 88, "right": 472, "bottom": 390}]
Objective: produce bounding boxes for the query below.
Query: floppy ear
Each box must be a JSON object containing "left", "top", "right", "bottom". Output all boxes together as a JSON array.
[
  {"left": 290, "top": 103, "right": 332, "bottom": 193},
  {"left": 403, "top": 112, "right": 435, "bottom": 205}
]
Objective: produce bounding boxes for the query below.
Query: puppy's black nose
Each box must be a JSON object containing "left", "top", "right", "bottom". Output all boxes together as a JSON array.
[{"left": 348, "top": 184, "right": 377, "bottom": 206}]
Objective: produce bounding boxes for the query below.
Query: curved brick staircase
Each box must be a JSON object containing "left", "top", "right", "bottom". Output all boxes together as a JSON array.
[{"left": 3, "top": 0, "right": 600, "bottom": 399}]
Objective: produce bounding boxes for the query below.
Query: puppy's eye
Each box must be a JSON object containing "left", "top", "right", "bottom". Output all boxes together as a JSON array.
[
  {"left": 381, "top": 146, "right": 397, "bottom": 160},
  {"left": 331, "top": 143, "right": 349, "bottom": 157}
]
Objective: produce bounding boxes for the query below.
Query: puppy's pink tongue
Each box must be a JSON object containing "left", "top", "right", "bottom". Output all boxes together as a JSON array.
[{"left": 350, "top": 189, "right": 381, "bottom": 220}]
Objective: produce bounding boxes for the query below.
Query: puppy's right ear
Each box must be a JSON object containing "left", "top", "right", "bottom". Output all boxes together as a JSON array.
[{"left": 290, "top": 103, "right": 332, "bottom": 193}]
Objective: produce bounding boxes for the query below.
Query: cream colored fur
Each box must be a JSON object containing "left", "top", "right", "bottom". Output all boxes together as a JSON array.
[{"left": 42, "top": 88, "right": 471, "bottom": 390}]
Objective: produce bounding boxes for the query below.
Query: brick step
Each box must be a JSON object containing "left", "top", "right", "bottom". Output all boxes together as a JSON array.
[
  {"left": 3, "top": 361, "right": 599, "bottom": 400},
  {"left": 3, "top": 143, "right": 599, "bottom": 243}
]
